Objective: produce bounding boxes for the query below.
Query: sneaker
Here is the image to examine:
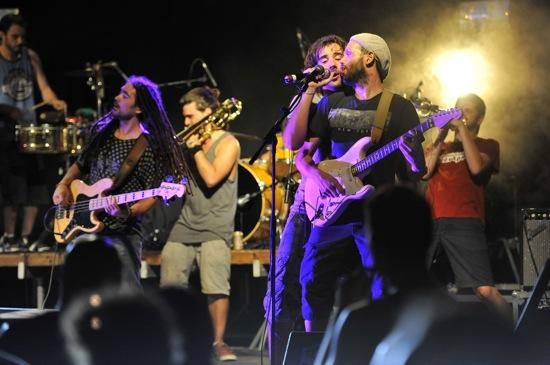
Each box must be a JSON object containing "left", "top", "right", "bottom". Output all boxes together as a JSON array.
[
  {"left": 0, "top": 235, "right": 16, "bottom": 253},
  {"left": 213, "top": 342, "right": 237, "bottom": 361},
  {"left": 6, "top": 237, "right": 30, "bottom": 253},
  {"left": 29, "top": 241, "right": 52, "bottom": 252}
]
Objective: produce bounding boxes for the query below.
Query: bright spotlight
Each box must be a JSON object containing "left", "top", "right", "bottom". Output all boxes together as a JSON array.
[{"left": 433, "top": 49, "right": 489, "bottom": 107}]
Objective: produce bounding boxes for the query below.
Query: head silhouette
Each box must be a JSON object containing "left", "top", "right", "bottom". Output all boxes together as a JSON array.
[
  {"left": 365, "top": 185, "right": 433, "bottom": 288},
  {"left": 61, "top": 234, "right": 122, "bottom": 307}
]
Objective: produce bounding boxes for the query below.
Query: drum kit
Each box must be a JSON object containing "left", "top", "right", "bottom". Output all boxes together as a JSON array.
[
  {"left": 15, "top": 113, "right": 92, "bottom": 156},
  {"left": 13, "top": 61, "right": 127, "bottom": 157}
]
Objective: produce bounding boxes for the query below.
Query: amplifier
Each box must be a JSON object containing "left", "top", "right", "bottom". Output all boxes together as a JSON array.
[{"left": 522, "top": 208, "right": 550, "bottom": 287}]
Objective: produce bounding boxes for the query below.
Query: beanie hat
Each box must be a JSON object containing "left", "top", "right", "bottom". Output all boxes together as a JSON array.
[{"left": 349, "top": 33, "right": 391, "bottom": 80}]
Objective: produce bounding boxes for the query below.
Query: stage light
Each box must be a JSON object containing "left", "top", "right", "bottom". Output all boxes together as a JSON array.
[{"left": 432, "top": 48, "right": 489, "bottom": 107}]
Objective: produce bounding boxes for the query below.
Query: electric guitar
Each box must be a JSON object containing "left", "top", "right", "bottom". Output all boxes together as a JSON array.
[
  {"left": 304, "top": 108, "right": 463, "bottom": 227},
  {"left": 53, "top": 178, "right": 185, "bottom": 243}
]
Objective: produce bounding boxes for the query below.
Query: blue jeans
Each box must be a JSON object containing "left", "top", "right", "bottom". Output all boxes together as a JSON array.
[
  {"left": 103, "top": 229, "right": 143, "bottom": 289},
  {"left": 263, "top": 196, "right": 311, "bottom": 322},
  {"left": 300, "top": 223, "right": 382, "bottom": 321}
]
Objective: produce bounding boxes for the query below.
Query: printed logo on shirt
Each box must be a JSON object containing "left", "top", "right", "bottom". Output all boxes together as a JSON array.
[
  {"left": 328, "top": 108, "right": 374, "bottom": 134},
  {"left": 439, "top": 151, "right": 465, "bottom": 164},
  {"left": 2, "top": 68, "right": 33, "bottom": 101}
]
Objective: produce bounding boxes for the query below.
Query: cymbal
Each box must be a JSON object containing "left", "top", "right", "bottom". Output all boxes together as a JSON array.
[{"left": 231, "top": 131, "right": 261, "bottom": 141}]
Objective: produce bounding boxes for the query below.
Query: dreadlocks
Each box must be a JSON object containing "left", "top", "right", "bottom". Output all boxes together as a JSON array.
[{"left": 85, "top": 75, "right": 189, "bottom": 184}]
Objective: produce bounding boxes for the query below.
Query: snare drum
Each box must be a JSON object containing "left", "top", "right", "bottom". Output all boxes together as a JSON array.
[
  {"left": 15, "top": 123, "right": 71, "bottom": 154},
  {"left": 235, "top": 161, "right": 283, "bottom": 242}
]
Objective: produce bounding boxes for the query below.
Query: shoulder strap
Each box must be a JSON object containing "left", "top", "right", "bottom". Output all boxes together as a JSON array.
[
  {"left": 108, "top": 134, "right": 149, "bottom": 193},
  {"left": 371, "top": 90, "right": 394, "bottom": 144}
]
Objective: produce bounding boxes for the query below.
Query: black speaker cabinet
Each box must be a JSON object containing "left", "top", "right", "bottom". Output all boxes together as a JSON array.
[{"left": 522, "top": 208, "right": 550, "bottom": 287}]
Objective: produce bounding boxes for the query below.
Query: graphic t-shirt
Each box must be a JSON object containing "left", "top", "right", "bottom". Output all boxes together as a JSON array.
[
  {"left": 426, "top": 138, "right": 499, "bottom": 221},
  {"left": 0, "top": 48, "right": 35, "bottom": 144},
  {"left": 308, "top": 90, "right": 420, "bottom": 222}
]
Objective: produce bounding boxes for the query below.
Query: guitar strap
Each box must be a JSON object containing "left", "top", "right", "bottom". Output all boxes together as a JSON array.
[
  {"left": 371, "top": 90, "right": 394, "bottom": 144},
  {"left": 106, "top": 133, "right": 149, "bottom": 194}
]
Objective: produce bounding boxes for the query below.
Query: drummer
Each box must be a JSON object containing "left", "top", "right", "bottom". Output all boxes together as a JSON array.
[{"left": 0, "top": 13, "right": 66, "bottom": 252}]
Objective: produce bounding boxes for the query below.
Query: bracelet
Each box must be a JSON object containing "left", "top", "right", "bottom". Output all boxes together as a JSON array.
[
  {"left": 304, "top": 91, "right": 316, "bottom": 96},
  {"left": 56, "top": 182, "right": 69, "bottom": 188}
]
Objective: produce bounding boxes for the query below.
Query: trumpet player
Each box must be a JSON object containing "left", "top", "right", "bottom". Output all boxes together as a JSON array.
[{"left": 160, "top": 86, "right": 240, "bottom": 362}]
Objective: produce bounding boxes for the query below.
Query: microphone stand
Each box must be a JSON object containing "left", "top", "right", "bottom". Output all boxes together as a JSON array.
[
  {"left": 157, "top": 76, "right": 208, "bottom": 88},
  {"left": 249, "top": 94, "right": 302, "bottom": 361}
]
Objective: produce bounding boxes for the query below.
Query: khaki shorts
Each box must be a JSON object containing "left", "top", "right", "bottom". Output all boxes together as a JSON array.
[{"left": 160, "top": 239, "right": 231, "bottom": 295}]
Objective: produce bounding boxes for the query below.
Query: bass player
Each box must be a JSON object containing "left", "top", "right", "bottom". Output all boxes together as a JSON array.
[{"left": 52, "top": 75, "right": 188, "bottom": 288}]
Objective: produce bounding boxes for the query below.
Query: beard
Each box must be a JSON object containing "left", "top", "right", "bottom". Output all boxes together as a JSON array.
[
  {"left": 342, "top": 60, "right": 364, "bottom": 86},
  {"left": 112, "top": 109, "right": 134, "bottom": 121}
]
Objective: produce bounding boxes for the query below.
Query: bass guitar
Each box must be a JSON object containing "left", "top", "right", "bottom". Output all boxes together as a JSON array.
[
  {"left": 53, "top": 178, "right": 185, "bottom": 243},
  {"left": 304, "top": 108, "right": 462, "bottom": 227}
]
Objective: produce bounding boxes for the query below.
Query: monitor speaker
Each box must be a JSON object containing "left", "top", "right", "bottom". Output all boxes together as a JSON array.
[{"left": 522, "top": 208, "right": 550, "bottom": 288}]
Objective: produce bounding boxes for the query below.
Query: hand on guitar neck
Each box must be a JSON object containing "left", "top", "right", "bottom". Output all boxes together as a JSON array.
[
  {"left": 304, "top": 108, "right": 462, "bottom": 227},
  {"left": 52, "top": 178, "right": 185, "bottom": 243}
]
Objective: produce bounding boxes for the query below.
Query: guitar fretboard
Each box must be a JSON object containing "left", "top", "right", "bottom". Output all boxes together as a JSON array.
[
  {"left": 88, "top": 188, "right": 161, "bottom": 211},
  {"left": 351, "top": 119, "right": 435, "bottom": 176}
]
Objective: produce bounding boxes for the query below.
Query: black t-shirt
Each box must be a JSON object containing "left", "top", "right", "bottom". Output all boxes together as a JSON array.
[
  {"left": 76, "top": 130, "right": 159, "bottom": 232},
  {"left": 308, "top": 91, "right": 420, "bottom": 223},
  {"left": 309, "top": 90, "right": 419, "bottom": 187}
]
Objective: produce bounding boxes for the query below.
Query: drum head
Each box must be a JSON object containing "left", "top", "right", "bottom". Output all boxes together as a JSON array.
[{"left": 235, "top": 162, "right": 265, "bottom": 242}]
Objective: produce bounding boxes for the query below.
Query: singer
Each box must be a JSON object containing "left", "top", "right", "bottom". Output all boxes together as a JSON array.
[
  {"left": 160, "top": 86, "right": 240, "bottom": 362},
  {"left": 263, "top": 34, "right": 357, "bottom": 365},
  {"left": 296, "top": 32, "right": 425, "bottom": 333}
]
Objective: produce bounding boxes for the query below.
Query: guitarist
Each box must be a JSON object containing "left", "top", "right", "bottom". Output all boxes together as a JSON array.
[
  {"left": 423, "top": 93, "right": 510, "bottom": 319},
  {"left": 263, "top": 34, "right": 359, "bottom": 365},
  {"left": 297, "top": 33, "right": 426, "bottom": 331},
  {"left": 52, "top": 76, "right": 188, "bottom": 288}
]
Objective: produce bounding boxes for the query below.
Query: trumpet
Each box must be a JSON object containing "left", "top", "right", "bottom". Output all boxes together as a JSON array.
[{"left": 176, "top": 97, "right": 242, "bottom": 145}]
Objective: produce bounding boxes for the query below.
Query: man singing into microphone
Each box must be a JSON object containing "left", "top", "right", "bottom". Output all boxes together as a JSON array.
[
  {"left": 296, "top": 32, "right": 425, "bottom": 332},
  {"left": 160, "top": 86, "right": 240, "bottom": 362},
  {"left": 263, "top": 34, "right": 359, "bottom": 365}
]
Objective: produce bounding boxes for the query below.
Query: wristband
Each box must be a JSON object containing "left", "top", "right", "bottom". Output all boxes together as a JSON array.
[{"left": 187, "top": 145, "right": 202, "bottom": 156}]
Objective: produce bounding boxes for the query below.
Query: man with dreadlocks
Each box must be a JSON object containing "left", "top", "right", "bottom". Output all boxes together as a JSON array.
[{"left": 52, "top": 75, "right": 188, "bottom": 288}]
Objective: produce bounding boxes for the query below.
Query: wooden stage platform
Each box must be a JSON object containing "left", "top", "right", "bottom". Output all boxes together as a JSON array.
[{"left": 0, "top": 249, "right": 270, "bottom": 268}]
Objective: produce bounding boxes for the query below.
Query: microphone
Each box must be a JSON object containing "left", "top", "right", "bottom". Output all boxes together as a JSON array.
[
  {"left": 200, "top": 60, "right": 218, "bottom": 88},
  {"left": 101, "top": 61, "right": 118, "bottom": 67},
  {"left": 237, "top": 191, "right": 261, "bottom": 207},
  {"left": 283, "top": 65, "right": 330, "bottom": 85}
]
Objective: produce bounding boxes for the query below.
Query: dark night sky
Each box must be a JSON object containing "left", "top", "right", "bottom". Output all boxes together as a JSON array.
[{"left": 4, "top": 0, "right": 550, "bottom": 238}]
